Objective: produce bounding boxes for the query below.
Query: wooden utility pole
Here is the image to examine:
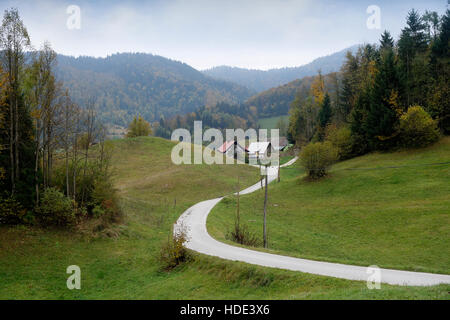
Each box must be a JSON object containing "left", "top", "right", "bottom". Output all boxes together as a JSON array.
[
  {"left": 258, "top": 152, "right": 263, "bottom": 189},
  {"left": 278, "top": 160, "right": 280, "bottom": 182},
  {"left": 236, "top": 175, "right": 240, "bottom": 225},
  {"left": 263, "top": 164, "right": 268, "bottom": 248}
]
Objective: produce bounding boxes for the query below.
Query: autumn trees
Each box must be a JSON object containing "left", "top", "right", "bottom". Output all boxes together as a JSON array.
[
  {"left": 127, "top": 115, "right": 152, "bottom": 138},
  {"left": 0, "top": 8, "right": 120, "bottom": 227},
  {"left": 289, "top": 9, "right": 448, "bottom": 166},
  {"left": 155, "top": 102, "right": 258, "bottom": 139},
  {"left": 0, "top": 8, "right": 33, "bottom": 201}
]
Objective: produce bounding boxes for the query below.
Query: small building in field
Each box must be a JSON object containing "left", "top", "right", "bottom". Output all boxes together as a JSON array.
[
  {"left": 271, "top": 136, "right": 288, "bottom": 151},
  {"left": 248, "top": 141, "right": 274, "bottom": 160},
  {"left": 217, "top": 140, "right": 248, "bottom": 158}
]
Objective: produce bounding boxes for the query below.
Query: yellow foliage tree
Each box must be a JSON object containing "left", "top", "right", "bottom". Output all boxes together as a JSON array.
[
  {"left": 310, "top": 72, "right": 325, "bottom": 106},
  {"left": 127, "top": 115, "right": 152, "bottom": 138}
]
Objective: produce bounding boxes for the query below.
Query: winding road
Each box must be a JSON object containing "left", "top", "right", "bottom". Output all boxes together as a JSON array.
[{"left": 174, "top": 157, "right": 450, "bottom": 286}]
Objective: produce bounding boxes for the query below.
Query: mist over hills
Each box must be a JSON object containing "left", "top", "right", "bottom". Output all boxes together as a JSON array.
[{"left": 203, "top": 45, "right": 359, "bottom": 92}]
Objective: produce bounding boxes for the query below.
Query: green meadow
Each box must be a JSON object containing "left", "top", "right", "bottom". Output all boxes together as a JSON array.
[
  {"left": 208, "top": 137, "right": 450, "bottom": 274},
  {"left": 1, "top": 136, "right": 448, "bottom": 299}
]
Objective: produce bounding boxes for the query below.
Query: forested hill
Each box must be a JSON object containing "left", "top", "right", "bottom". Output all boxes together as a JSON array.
[
  {"left": 55, "top": 53, "right": 255, "bottom": 126},
  {"left": 244, "top": 72, "right": 340, "bottom": 118},
  {"left": 203, "top": 45, "right": 359, "bottom": 92},
  {"left": 244, "top": 76, "right": 315, "bottom": 118}
]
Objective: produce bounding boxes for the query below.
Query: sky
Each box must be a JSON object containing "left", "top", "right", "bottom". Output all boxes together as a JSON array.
[{"left": 0, "top": 0, "right": 447, "bottom": 70}]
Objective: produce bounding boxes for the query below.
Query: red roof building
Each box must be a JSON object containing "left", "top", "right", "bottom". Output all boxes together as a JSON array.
[{"left": 217, "top": 140, "right": 248, "bottom": 157}]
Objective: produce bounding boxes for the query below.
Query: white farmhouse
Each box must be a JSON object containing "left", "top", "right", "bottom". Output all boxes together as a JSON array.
[{"left": 247, "top": 141, "right": 274, "bottom": 160}]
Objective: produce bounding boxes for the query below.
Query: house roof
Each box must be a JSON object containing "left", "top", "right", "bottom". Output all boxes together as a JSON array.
[
  {"left": 248, "top": 142, "right": 271, "bottom": 154},
  {"left": 217, "top": 141, "right": 235, "bottom": 153},
  {"left": 218, "top": 140, "right": 248, "bottom": 153}
]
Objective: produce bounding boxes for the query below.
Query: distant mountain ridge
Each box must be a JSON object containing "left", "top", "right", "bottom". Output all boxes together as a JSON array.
[
  {"left": 55, "top": 53, "right": 255, "bottom": 126},
  {"left": 203, "top": 45, "right": 359, "bottom": 92},
  {"left": 54, "top": 46, "right": 360, "bottom": 128}
]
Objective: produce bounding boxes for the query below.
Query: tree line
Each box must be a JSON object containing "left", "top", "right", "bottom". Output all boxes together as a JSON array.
[
  {"left": 290, "top": 9, "right": 448, "bottom": 177},
  {"left": 0, "top": 8, "right": 120, "bottom": 228},
  {"left": 153, "top": 101, "right": 258, "bottom": 139}
]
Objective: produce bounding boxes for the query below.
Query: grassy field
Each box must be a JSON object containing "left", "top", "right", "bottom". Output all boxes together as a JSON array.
[
  {"left": 1, "top": 136, "right": 449, "bottom": 299},
  {"left": 208, "top": 137, "right": 450, "bottom": 275},
  {"left": 258, "top": 115, "right": 289, "bottom": 130}
]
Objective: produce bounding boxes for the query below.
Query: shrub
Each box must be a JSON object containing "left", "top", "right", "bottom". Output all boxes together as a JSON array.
[
  {"left": 36, "top": 188, "right": 75, "bottom": 227},
  {"left": 226, "top": 221, "right": 261, "bottom": 247},
  {"left": 325, "top": 124, "right": 353, "bottom": 160},
  {"left": 159, "top": 226, "right": 191, "bottom": 270},
  {"left": 0, "top": 196, "right": 27, "bottom": 225},
  {"left": 92, "top": 205, "right": 105, "bottom": 218},
  {"left": 399, "top": 106, "right": 440, "bottom": 148},
  {"left": 300, "top": 141, "right": 338, "bottom": 179},
  {"left": 91, "top": 177, "right": 122, "bottom": 223}
]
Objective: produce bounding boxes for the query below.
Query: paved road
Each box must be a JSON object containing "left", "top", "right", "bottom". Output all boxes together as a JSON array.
[{"left": 174, "top": 156, "right": 450, "bottom": 286}]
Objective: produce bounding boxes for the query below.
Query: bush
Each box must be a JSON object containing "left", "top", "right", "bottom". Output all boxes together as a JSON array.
[
  {"left": 91, "top": 177, "right": 122, "bottom": 223},
  {"left": 0, "top": 196, "right": 27, "bottom": 225},
  {"left": 325, "top": 124, "right": 353, "bottom": 160},
  {"left": 36, "top": 188, "right": 76, "bottom": 227},
  {"left": 159, "top": 226, "right": 191, "bottom": 270},
  {"left": 300, "top": 141, "right": 338, "bottom": 179},
  {"left": 92, "top": 205, "right": 105, "bottom": 218},
  {"left": 226, "top": 221, "right": 261, "bottom": 247},
  {"left": 399, "top": 106, "right": 440, "bottom": 148}
]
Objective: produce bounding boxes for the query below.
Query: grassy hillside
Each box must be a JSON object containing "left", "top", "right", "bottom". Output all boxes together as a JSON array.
[
  {"left": 1, "top": 136, "right": 448, "bottom": 299},
  {"left": 208, "top": 137, "right": 450, "bottom": 274}
]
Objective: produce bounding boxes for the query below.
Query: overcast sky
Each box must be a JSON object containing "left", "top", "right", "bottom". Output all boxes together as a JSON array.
[{"left": 0, "top": 0, "right": 447, "bottom": 70}]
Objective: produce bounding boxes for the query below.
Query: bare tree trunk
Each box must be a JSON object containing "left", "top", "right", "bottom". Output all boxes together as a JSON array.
[
  {"left": 73, "top": 133, "right": 78, "bottom": 202},
  {"left": 237, "top": 175, "right": 240, "bottom": 225},
  {"left": 7, "top": 53, "right": 15, "bottom": 195},
  {"left": 9, "top": 98, "right": 15, "bottom": 195},
  {"left": 14, "top": 96, "right": 19, "bottom": 181},
  {"left": 42, "top": 121, "right": 47, "bottom": 188},
  {"left": 65, "top": 150, "right": 69, "bottom": 196},
  {"left": 81, "top": 105, "right": 95, "bottom": 206},
  {"left": 47, "top": 118, "right": 54, "bottom": 187},
  {"left": 35, "top": 119, "right": 40, "bottom": 203},
  {"left": 81, "top": 142, "right": 89, "bottom": 206}
]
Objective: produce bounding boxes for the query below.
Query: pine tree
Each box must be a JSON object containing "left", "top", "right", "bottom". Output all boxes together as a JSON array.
[
  {"left": 338, "top": 77, "right": 353, "bottom": 122},
  {"left": 318, "top": 93, "right": 332, "bottom": 129},
  {"left": 398, "top": 9, "right": 429, "bottom": 106},
  {"left": 428, "top": 9, "right": 450, "bottom": 133},
  {"left": 338, "top": 51, "right": 360, "bottom": 123},
  {"left": 350, "top": 90, "right": 371, "bottom": 156},
  {"left": 380, "top": 30, "right": 394, "bottom": 50},
  {"left": 365, "top": 45, "right": 401, "bottom": 150}
]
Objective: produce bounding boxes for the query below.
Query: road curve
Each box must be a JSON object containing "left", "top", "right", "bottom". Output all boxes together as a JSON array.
[{"left": 174, "top": 157, "right": 450, "bottom": 286}]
